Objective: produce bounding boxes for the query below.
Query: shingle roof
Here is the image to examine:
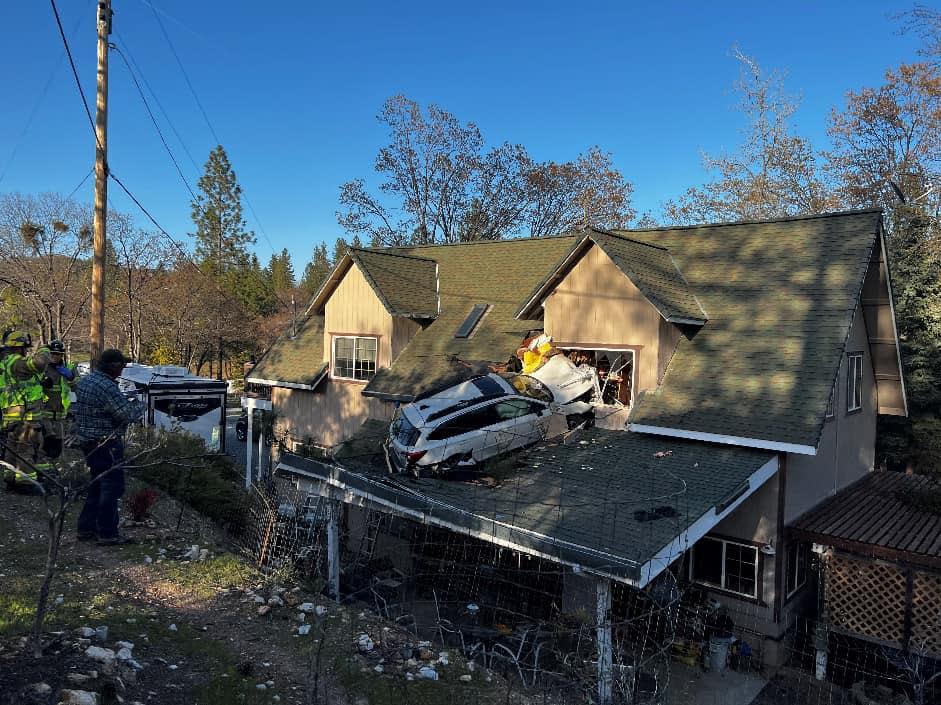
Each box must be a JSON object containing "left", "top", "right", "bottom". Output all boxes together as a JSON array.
[
  {"left": 517, "top": 229, "right": 706, "bottom": 324},
  {"left": 247, "top": 314, "right": 327, "bottom": 388},
  {"left": 350, "top": 249, "right": 439, "bottom": 318},
  {"left": 282, "top": 425, "right": 777, "bottom": 585},
  {"left": 625, "top": 209, "right": 883, "bottom": 450},
  {"left": 362, "top": 236, "right": 578, "bottom": 399},
  {"left": 792, "top": 471, "right": 941, "bottom": 569}
]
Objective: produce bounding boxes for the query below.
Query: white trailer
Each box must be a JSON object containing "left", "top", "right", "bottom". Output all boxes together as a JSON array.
[{"left": 117, "top": 364, "right": 228, "bottom": 452}]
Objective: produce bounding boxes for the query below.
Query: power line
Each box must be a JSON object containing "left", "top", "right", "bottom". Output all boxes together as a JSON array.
[
  {"left": 145, "top": 1, "right": 278, "bottom": 257},
  {"left": 0, "top": 0, "right": 92, "bottom": 188},
  {"left": 112, "top": 43, "right": 198, "bottom": 202},
  {"left": 66, "top": 168, "right": 94, "bottom": 200},
  {"left": 112, "top": 31, "right": 201, "bottom": 175},
  {"left": 48, "top": 0, "right": 98, "bottom": 148}
]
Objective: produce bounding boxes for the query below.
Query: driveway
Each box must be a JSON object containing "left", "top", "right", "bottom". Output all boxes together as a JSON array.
[{"left": 224, "top": 406, "right": 271, "bottom": 479}]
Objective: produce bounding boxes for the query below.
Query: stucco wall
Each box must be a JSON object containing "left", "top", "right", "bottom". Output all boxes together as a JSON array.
[
  {"left": 543, "top": 244, "right": 676, "bottom": 393},
  {"left": 785, "top": 305, "right": 877, "bottom": 525}
]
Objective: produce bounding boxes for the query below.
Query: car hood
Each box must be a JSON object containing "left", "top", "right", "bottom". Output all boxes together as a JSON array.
[{"left": 528, "top": 355, "right": 598, "bottom": 405}]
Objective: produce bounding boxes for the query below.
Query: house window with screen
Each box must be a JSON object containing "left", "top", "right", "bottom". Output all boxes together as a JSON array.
[
  {"left": 785, "top": 542, "right": 808, "bottom": 598},
  {"left": 846, "top": 352, "right": 863, "bottom": 413},
  {"left": 333, "top": 336, "right": 377, "bottom": 381},
  {"left": 691, "top": 536, "right": 759, "bottom": 599}
]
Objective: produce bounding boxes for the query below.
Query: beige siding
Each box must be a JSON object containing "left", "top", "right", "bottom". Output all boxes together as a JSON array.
[
  {"left": 324, "top": 264, "right": 394, "bottom": 367},
  {"left": 271, "top": 263, "right": 417, "bottom": 448},
  {"left": 392, "top": 316, "right": 421, "bottom": 363},
  {"left": 785, "top": 305, "right": 877, "bottom": 524},
  {"left": 861, "top": 237, "right": 906, "bottom": 415},
  {"left": 657, "top": 318, "right": 683, "bottom": 383},
  {"left": 543, "top": 244, "right": 666, "bottom": 392},
  {"left": 272, "top": 385, "right": 396, "bottom": 448}
]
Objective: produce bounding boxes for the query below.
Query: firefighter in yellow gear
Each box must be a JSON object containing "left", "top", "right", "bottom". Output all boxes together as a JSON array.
[{"left": 0, "top": 331, "right": 59, "bottom": 490}]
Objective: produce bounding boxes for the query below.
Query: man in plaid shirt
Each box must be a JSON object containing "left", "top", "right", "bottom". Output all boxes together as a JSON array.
[{"left": 74, "top": 349, "right": 144, "bottom": 545}]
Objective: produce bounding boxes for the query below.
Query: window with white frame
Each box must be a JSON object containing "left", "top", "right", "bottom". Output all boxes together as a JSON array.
[
  {"left": 333, "top": 336, "right": 377, "bottom": 381},
  {"left": 785, "top": 542, "right": 808, "bottom": 598},
  {"left": 846, "top": 352, "right": 863, "bottom": 413},
  {"left": 691, "top": 536, "right": 759, "bottom": 599}
]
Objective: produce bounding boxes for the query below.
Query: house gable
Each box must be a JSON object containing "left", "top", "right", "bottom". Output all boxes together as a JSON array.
[{"left": 541, "top": 242, "right": 682, "bottom": 393}]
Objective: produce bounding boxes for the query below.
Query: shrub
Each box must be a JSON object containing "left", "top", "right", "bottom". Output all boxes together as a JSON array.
[
  {"left": 129, "top": 429, "right": 249, "bottom": 533},
  {"left": 127, "top": 488, "right": 158, "bottom": 521}
]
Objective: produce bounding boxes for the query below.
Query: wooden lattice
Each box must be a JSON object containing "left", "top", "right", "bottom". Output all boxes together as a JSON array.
[
  {"left": 826, "top": 553, "right": 906, "bottom": 647},
  {"left": 910, "top": 570, "right": 941, "bottom": 656}
]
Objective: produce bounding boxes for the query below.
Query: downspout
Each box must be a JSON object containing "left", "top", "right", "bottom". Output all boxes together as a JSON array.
[{"left": 773, "top": 452, "right": 788, "bottom": 624}]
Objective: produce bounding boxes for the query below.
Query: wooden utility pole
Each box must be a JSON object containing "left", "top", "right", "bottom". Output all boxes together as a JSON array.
[{"left": 89, "top": 0, "right": 112, "bottom": 364}]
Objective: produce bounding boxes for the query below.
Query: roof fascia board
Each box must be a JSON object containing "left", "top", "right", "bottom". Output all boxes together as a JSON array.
[
  {"left": 246, "top": 368, "right": 327, "bottom": 391},
  {"left": 515, "top": 235, "right": 592, "bottom": 319},
  {"left": 305, "top": 254, "right": 353, "bottom": 315},
  {"left": 277, "top": 456, "right": 641, "bottom": 586},
  {"left": 628, "top": 423, "right": 817, "bottom": 456},
  {"left": 361, "top": 389, "right": 416, "bottom": 402},
  {"left": 665, "top": 316, "right": 707, "bottom": 326},
  {"left": 636, "top": 455, "right": 779, "bottom": 588},
  {"left": 879, "top": 223, "right": 909, "bottom": 416}
]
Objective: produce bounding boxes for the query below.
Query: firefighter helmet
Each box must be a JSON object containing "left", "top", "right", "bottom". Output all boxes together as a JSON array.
[
  {"left": 5, "top": 330, "right": 31, "bottom": 348},
  {"left": 48, "top": 340, "right": 65, "bottom": 354}
]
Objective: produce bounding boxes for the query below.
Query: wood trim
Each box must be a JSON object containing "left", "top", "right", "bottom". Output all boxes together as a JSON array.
[
  {"left": 330, "top": 334, "right": 382, "bottom": 384},
  {"left": 788, "top": 528, "right": 941, "bottom": 571},
  {"left": 553, "top": 342, "right": 643, "bottom": 351}
]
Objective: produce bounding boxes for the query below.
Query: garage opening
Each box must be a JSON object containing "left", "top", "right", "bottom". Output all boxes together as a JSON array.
[{"left": 561, "top": 348, "right": 635, "bottom": 407}]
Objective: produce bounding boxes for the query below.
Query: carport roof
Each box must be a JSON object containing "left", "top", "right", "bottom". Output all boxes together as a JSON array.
[{"left": 277, "top": 423, "right": 777, "bottom": 586}]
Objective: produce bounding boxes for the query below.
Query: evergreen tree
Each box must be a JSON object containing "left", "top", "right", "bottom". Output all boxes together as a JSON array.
[
  {"left": 191, "top": 145, "right": 255, "bottom": 279},
  {"left": 267, "top": 248, "right": 296, "bottom": 293},
  {"left": 300, "top": 243, "right": 331, "bottom": 299}
]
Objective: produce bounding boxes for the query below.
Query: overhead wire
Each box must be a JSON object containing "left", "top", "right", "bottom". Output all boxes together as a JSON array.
[
  {"left": 144, "top": 0, "right": 278, "bottom": 257},
  {"left": 0, "top": 0, "right": 93, "bottom": 188}
]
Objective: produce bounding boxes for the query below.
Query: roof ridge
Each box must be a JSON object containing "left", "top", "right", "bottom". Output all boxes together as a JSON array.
[
  {"left": 375, "top": 232, "right": 578, "bottom": 253},
  {"left": 587, "top": 227, "right": 669, "bottom": 252},
  {"left": 352, "top": 247, "right": 438, "bottom": 263},
  {"left": 619, "top": 208, "right": 883, "bottom": 234}
]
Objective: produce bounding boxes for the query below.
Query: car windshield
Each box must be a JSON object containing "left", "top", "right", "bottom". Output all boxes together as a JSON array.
[{"left": 510, "top": 375, "right": 553, "bottom": 403}]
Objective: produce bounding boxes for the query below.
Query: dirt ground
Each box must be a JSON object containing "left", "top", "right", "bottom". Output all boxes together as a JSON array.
[{"left": 0, "top": 485, "right": 516, "bottom": 705}]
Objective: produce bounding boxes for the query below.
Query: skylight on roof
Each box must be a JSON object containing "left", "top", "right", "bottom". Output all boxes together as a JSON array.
[{"left": 454, "top": 304, "right": 490, "bottom": 339}]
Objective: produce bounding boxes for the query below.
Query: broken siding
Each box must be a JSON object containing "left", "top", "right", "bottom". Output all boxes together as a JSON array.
[{"left": 543, "top": 243, "right": 663, "bottom": 392}]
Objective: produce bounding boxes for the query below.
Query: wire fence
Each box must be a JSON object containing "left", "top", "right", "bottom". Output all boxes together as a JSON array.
[{"left": 208, "top": 470, "right": 941, "bottom": 705}]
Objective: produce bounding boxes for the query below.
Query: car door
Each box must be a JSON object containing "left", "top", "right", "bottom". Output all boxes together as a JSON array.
[
  {"left": 490, "top": 398, "right": 548, "bottom": 454},
  {"left": 427, "top": 403, "right": 500, "bottom": 464}
]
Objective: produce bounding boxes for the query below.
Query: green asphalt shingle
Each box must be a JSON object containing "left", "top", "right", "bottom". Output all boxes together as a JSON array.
[
  {"left": 247, "top": 314, "right": 327, "bottom": 387},
  {"left": 518, "top": 229, "right": 706, "bottom": 323},
  {"left": 259, "top": 210, "right": 883, "bottom": 451},
  {"left": 362, "top": 235, "right": 579, "bottom": 399},
  {"left": 291, "top": 425, "right": 775, "bottom": 583},
  {"left": 350, "top": 249, "right": 440, "bottom": 318},
  {"left": 623, "top": 209, "right": 882, "bottom": 448}
]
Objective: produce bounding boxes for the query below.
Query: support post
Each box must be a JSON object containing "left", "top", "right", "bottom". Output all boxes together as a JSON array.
[
  {"left": 596, "top": 577, "right": 613, "bottom": 705},
  {"left": 245, "top": 409, "right": 253, "bottom": 488},
  {"left": 327, "top": 501, "right": 340, "bottom": 601},
  {"left": 89, "top": 0, "right": 112, "bottom": 362},
  {"left": 257, "top": 419, "right": 264, "bottom": 481}
]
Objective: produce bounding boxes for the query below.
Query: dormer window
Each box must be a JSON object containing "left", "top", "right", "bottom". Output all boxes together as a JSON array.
[{"left": 333, "top": 336, "right": 377, "bottom": 382}]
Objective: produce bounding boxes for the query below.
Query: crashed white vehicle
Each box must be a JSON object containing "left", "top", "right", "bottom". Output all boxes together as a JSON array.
[{"left": 387, "top": 356, "right": 597, "bottom": 475}]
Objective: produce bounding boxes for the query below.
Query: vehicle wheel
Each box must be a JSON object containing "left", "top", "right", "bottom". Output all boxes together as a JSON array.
[
  {"left": 436, "top": 453, "right": 474, "bottom": 475},
  {"left": 236, "top": 426, "right": 247, "bottom": 441}
]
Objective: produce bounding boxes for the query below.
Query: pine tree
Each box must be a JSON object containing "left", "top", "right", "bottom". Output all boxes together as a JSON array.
[
  {"left": 300, "top": 243, "right": 331, "bottom": 299},
  {"left": 191, "top": 145, "right": 255, "bottom": 279},
  {"left": 267, "top": 248, "right": 295, "bottom": 293}
]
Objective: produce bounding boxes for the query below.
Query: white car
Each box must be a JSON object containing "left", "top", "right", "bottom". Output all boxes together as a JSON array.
[{"left": 387, "top": 361, "right": 596, "bottom": 476}]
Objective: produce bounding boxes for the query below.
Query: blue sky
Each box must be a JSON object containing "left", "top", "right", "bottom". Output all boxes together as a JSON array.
[{"left": 0, "top": 1, "right": 931, "bottom": 270}]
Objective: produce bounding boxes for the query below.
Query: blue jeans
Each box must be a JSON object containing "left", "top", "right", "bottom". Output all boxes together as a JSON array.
[{"left": 77, "top": 439, "right": 125, "bottom": 539}]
